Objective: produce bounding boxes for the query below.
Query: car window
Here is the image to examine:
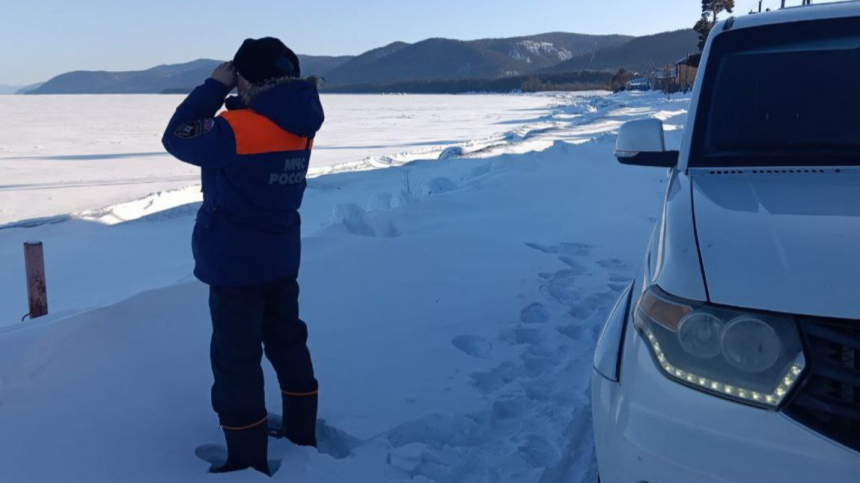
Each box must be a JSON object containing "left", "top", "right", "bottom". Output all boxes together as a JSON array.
[{"left": 691, "top": 17, "right": 860, "bottom": 168}]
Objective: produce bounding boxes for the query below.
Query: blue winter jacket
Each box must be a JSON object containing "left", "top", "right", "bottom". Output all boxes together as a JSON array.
[{"left": 162, "top": 78, "right": 325, "bottom": 287}]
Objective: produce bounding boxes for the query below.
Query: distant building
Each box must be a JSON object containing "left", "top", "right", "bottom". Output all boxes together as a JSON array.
[
  {"left": 626, "top": 77, "right": 650, "bottom": 91},
  {"left": 651, "top": 67, "right": 677, "bottom": 89},
  {"left": 622, "top": 55, "right": 697, "bottom": 93},
  {"left": 632, "top": 57, "right": 698, "bottom": 93},
  {"left": 675, "top": 57, "right": 698, "bottom": 90}
]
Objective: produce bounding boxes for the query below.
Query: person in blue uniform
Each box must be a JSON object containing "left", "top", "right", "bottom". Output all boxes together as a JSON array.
[{"left": 162, "top": 37, "right": 324, "bottom": 475}]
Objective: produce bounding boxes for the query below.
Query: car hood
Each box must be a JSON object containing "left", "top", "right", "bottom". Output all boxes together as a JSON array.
[{"left": 691, "top": 168, "right": 860, "bottom": 320}]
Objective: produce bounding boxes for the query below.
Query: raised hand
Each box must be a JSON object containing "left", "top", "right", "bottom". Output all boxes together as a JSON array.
[{"left": 211, "top": 61, "right": 237, "bottom": 90}]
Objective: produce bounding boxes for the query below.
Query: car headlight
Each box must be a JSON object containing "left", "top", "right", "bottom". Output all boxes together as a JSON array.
[{"left": 633, "top": 285, "right": 805, "bottom": 408}]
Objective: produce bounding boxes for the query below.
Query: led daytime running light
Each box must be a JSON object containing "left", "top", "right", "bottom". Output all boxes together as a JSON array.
[{"left": 645, "top": 328, "right": 805, "bottom": 407}]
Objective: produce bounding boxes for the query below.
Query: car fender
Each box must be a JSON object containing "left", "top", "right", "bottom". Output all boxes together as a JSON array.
[{"left": 593, "top": 282, "right": 634, "bottom": 382}]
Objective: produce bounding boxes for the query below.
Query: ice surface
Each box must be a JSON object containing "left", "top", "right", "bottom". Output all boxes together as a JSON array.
[
  {"left": 0, "top": 91, "right": 690, "bottom": 482},
  {"left": 0, "top": 93, "right": 579, "bottom": 225}
]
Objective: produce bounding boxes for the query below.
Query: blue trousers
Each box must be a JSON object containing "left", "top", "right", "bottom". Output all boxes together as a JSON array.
[{"left": 208, "top": 276, "right": 317, "bottom": 428}]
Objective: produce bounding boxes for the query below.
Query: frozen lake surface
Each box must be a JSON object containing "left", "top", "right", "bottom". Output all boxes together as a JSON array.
[{"left": 0, "top": 93, "right": 583, "bottom": 225}]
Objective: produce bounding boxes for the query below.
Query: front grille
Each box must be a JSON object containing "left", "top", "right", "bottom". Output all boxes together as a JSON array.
[{"left": 785, "top": 318, "right": 860, "bottom": 452}]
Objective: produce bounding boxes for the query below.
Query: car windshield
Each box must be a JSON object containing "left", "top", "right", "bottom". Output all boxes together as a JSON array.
[{"left": 691, "top": 16, "right": 860, "bottom": 168}]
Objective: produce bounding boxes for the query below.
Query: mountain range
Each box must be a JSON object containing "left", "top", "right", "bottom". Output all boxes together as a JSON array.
[
  {"left": 23, "top": 30, "right": 697, "bottom": 94},
  {"left": 543, "top": 29, "right": 698, "bottom": 73},
  {"left": 25, "top": 56, "right": 354, "bottom": 95},
  {"left": 321, "top": 33, "right": 632, "bottom": 85}
]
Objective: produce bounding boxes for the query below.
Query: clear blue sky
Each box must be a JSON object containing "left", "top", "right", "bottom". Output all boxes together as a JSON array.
[{"left": 0, "top": 0, "right": 835, "bottom": 85}]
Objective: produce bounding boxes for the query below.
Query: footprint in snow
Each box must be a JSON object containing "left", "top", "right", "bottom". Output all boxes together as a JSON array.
[
  {"left": 491, "top": 396, "right": 531, "bottom": 421},
  {"left": 525, "top": 241, "right": 592, "bottom": 258},
  {"left": 522, "top": 352, "right": 558, "bottom": 378},
  {"left": 451, "top": 335, "right": 492, "bottom": 358},
  {"left": 568, "top": 303, "right": 596, "bottom": 321},
  {"left": 607, "top": 282, "right": 629, "bottom": 293},
  {"left": 558, "top": 319, "right": 604, "bottom": 344},
  {"left": 520, "top": 378, "right": 555, "bottom": 402},
  {"left": 558, "top": 242, "right": 593, "bottom": 257},
  {"left": 568, "top": 291, "right": 618, "bottom": 322},
  {"left": 597, "top": 258, "right": 627, "bottom": 270},
  {"left": 541, "top": 269, "right": 586, "bottom": 306},
  {"left": 316, "top": 419, "right": 362, "bottom": 460},
  {"left": 519, "top": 302, "right": 550, "bottom": 324},
  {"left": 471, "top": 361, "right": 518, "bottom": 394},
  {"left": 557, "top": 323, "right": 586, "bottom": 341},
  {"left": 558, "top": 256, "right": 588, "bottom": 272},
  {"left": 501, "top": 327, "right": 543, "bottom": 346},
  {"left": 267, "top": 415, "right": 360, "bottom": 460},
  {"left": 525, "top": 242, "right": 557, "bottom": 254},
  {"left": 520, "top": 434, "right": 560, "bottom": 468}
]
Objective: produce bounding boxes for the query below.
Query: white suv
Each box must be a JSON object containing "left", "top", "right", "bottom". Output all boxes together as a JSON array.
[{"left": 592, "top": 4, "right": 860, "bottom": 483}]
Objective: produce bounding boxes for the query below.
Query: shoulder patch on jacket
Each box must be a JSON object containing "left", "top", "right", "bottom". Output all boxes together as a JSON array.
[
  {"left": 175, "top": 120, "right": 203, "bottom": 139},
  {"left": 175, "top": 118, "right": 215, "bottom": 139}
]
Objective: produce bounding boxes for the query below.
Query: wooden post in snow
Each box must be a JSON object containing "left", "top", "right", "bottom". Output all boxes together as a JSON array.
[{"left": 24, "top": 241, "right": 48, "bottom": 319}]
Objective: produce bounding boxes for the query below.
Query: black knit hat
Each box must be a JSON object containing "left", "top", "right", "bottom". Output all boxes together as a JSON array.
[{"left": 233, "top": 37, "right": 301, "bottom": 84}]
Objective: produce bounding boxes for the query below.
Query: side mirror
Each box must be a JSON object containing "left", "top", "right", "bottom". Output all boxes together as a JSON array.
[{"left": 615, "top": 119, "right": 679, "bottom": 168}]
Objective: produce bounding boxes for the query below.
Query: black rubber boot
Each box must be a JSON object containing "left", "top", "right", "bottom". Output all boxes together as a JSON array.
[
  {"left": 211, "top": 421, "right": 271, "bottom": 475},
  {"left": 281, "top": 392, "right": 318, "bottom": 447}
]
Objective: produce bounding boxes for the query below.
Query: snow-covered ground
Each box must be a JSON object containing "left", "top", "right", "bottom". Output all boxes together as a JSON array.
[{"left": 0, "top": 91, "right": 689, "bottom": 482}]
